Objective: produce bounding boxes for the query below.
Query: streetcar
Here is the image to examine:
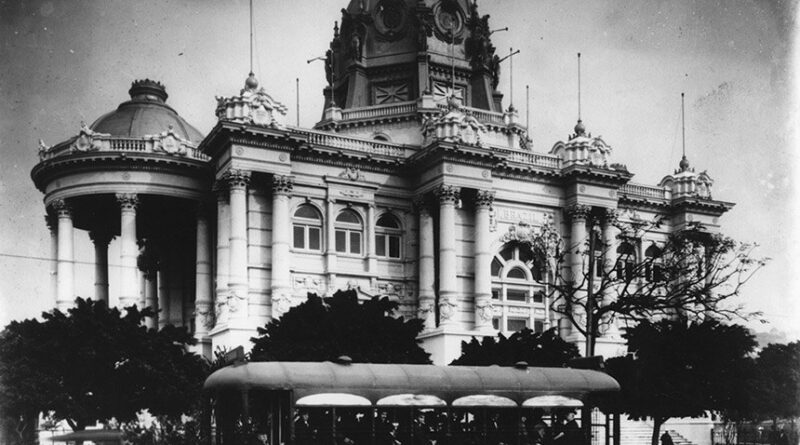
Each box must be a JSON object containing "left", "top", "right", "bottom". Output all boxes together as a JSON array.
[{"left": 203, "top": 359, "right": 619, "bottom": 445}]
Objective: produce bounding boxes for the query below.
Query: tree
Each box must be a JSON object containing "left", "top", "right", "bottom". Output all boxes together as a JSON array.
[
  {"left": 0, "top": 298, "right": 208, "bottom": 440},
  {"left": 250, "top": 289, "right": 431, "bottom": 364},
  {"left": 749, "top": 341, "right": 800, "bottom": 422},
  {"left": 602, "top": 319, "right": 756, "bottom": 445},
  {"left": 450, "top": 327, "right": 580, "bottom": 367},
  {"left": 527, "top": 219, "right": 766, "bottom": 356}
]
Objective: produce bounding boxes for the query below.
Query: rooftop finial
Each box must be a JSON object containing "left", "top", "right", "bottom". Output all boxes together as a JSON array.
[
  {"left": 249, "top": 0, "right": 254, "bottom": 75},
  {"left": 577, "top": 52, "right": 582, "bottom": 121}
]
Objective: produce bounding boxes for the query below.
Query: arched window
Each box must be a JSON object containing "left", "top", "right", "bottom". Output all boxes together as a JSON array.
[
  {"left": 616, "top": 242, "right": 636, "bottom": 281},
  {"left": 335, "top": 209, "right": 363, "bottom": 255},
  {"left": 490, "top": 243, "right": 547, "bottom": 334},
  {"left": 293, "top": 204, "right": 322, "bottom": 251},
  {"left": 645, "top": 244, "right": 663, "bottom": 282},
  {"left": 375, "top": 213, "right": 402, "bottom": 259}
]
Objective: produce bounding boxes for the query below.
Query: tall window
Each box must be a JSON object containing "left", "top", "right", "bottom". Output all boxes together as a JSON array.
[
  {"left": 292, "top": 204, "right": 322, "bottom": 251},
  {"left": 616, "top": 242, "right": 636, "bottom": 281},
  {"left": 375, "top": 213, "right": 402, "bottom": 259},
  {"left": 645, "top": 244, "right": 664, "bottom": 282},
  {"left": 490, "top": 243, "right": 547, "bottom": 334},
  {"left": 335, "top": 209, "right": 363, "bottom": 255}
]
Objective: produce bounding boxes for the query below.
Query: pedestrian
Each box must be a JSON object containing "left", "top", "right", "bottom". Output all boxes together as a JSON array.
[{"left": 660, "top": 431, "right": 674, "bottom": 445}]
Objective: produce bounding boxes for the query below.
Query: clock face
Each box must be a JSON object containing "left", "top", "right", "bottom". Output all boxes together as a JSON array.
[
  {"left": 439, "top": 11, "right": 457, "bottom": 31},
  {"left": 374, "top": 0, "right": 407, "bottom": 40}
]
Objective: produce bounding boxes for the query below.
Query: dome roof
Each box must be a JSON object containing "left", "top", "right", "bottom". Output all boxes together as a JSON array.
[{"left": 90, "top": 79, "right": 204, "bottom": 143}]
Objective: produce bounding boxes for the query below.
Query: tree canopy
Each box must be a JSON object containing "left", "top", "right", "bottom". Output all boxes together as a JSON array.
[
  {"left": 0, "top": 298, "right": 208, "bottom": 438},
  {"left": 603, "top": 319, "right": 756, "bottom": 445},
  {"left": 748, "top": 341, "right": 800, "bottom": 422},
  {"left": 250, "top": 289, "right": 431, "bottom": 364},
  {"left": 450, "top": 327, "right": 580, "bottom": 367},
  {"left": 528, "top": 221, "right": 766, "bottom": 356}
]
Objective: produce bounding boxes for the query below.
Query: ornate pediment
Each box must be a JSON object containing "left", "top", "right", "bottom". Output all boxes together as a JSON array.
[
  {"left": 422, "top": 97, "right": 487, "bottom": 147},
  {"left": 216, "top": 74, "right": 289, "bottom": 129},
  {"left": 147, "top": 125, "right": 190, "bottom": 156}
]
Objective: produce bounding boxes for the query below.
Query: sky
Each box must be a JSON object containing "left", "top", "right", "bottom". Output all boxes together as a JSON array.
[{"left": 0, "top": 0, "right": 797, "bottom": 342}]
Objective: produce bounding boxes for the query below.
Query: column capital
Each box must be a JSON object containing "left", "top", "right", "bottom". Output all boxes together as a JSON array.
[
  {"left": 475, "top": 190, "right": 496, "bottom": 209},
  {"left": 49, "top": 199, "right": 72, "bottom": 218},
  {"left": 413, "top": 195, "right": 432, "bottom": 214},
  {"left": 434, "top": 185, "right": 460, "bottom": 205},
  {"left": 115, "top": 193, "right": 139, "bottom": 211},
  {"left": 564, "top": 204, "right": 592, "bottom": 222},
  {"left": 89, "top": 229, "right": 114, "bottom": 246},
  {"left": 272, "top": 175, "right": 294, "bottom": 195},
  {"left": 223, "top": 169, "right": 251, "bottom": 190},
  {"left": 601, "top": 207, "right": 619, "bottom": 225}
]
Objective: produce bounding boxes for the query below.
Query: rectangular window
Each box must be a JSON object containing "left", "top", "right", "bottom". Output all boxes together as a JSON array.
[
  {"left": 533, "top": 291, "right": 544, "bottom": 303},
  {"left": 492, "top": 318, "right": 500, "bottom": 330},
  {"left": 533, "top": 320, "right": 544, "bottom": 333},
  {"left": 506, "top": 289, "right": 527, "bottom": 302},
  {"left": 388, "top": 235, "right": 400, "bottom": 258},
  {"left": 507, "top": 318, "right": 528, "bottom": 332},
  {"left": 335, "top": 230, "right": 346, "bottom": 252},
  {"left": 309, "top": 227, "right": 321, "bottom": 250},
  {"left": 491, "top": 289, "right": 499, "bottom": 300},
  {"left": 293, "top": 226, "right": 305, "bottom": 249},
  {"left": 376, "top": 235, "right": 386, "bottom": 256},
  {"left": 350, "top": 232, "right": 361, "bottom": 254}
]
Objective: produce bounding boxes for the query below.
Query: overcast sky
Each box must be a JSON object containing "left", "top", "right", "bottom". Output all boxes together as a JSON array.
[{"left": 1, "top": 0, "right": 797, "bottom": 342}]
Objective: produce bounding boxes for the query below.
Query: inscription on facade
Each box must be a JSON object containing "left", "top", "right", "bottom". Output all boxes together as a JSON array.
[{"left": 494, "top": 207, "right": 549, "bottom": 225}]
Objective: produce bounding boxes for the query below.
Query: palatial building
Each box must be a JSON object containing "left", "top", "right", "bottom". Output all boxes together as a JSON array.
[{"left": 30, "top": 0, "right": 732, "bottom": 364}]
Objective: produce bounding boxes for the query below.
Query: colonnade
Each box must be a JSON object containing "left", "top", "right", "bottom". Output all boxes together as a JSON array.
[{"left": 46, "top": 193, "right": 215, "bottom": 343}]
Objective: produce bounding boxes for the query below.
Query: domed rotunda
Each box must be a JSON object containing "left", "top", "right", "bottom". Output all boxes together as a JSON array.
[{"left": 31, "top": 79, "right": 215, "bottom": 353}]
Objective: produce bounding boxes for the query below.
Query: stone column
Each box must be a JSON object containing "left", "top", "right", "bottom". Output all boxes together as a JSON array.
[
  {"left": 195, "top": 202, "right": 214, "bottom": 339},
  {"left": 601, "top": 208, "right": 619, "bottom": 305},
  {"left": 157, "top": 262, "right": 169, "bottom": 329},
  {"left": 473, "top": 190, "right": 495, "bottom": 331},
  {"left": 366, "top": 204, "right": 377, "bottom": 272},
  {"left": 416, "top": 196, "right": 436, "bottom": 331},
  {"left": 435, "top": 185, "right": 460, "bottom": 326},
  {"left": 51, "top": 199, "right": 74, "bottom": 311},
  {"left": 563, "top": 204, "right": 592, "bottom": 337},
  {"left": 215, "top": 184, "right": 231, "bottom": 326},
  {"left": 270, "top": 175, "right": 293, "bottom": 318},
  {"left": 225, "top": 169, "right": 251, "bottom": 323},
  {"left": 325, "top": 197, "right": 337, "bottom": 292},
  {"left": 116, "top": 193, "right": 139, "bottom": 308},
  {"left": 139, "top": 242, "right": 159, "bottom": 330},
  {"left": 45, "top": 214, "right": 57, "bottom": 303},
  {"left": 89, "top": 229, "right": 113, "bottom": 304}
]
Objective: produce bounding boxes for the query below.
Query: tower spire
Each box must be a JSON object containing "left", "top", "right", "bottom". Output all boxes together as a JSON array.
[{"left": 678, "top": 92, "right": 690, "bottom": 172}]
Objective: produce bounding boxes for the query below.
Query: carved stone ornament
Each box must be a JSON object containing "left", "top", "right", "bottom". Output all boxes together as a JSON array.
[
  {"left": 475, "top": 190, "right": 495, "bottom": 208},
  {"left": 195, "top": 305, "right": 216, "bottom": 331},
  {"left": 602, "top": 208, "right": 619, "bottom": 225},
  {"left": 215, "top": 76, "right": 288, "bottom": 128},
  {"left": 226, "top": 290, "right": 246, "bottom": 313},
  {"left": 564, "top": 204, "right": 592, "bottom": 222},
  {"left": 421, "top": 103, "right": 487, "bottom": 147},
  {"left": 438, "top": 297, "right": 458, "bottom": 321},
  {"left": 500, "top": 217, "right": 563, "bottom": 261},
  {"left": 417, "top": 300, "right": 435, "bottom": 320},
  {"left": 272, "top": 175, "right": 294, "bottom": 195},
  {"left": 372, "top": 0, "right": 408, "bottom": 42},
  {"left": 413, "top": 196, "right": 431, "bottom": 214},
  {"left": 339, "top": 167, "right": 365, "bottom": 182},
  {"left": 38, "top": 139, "right": 50, "bottom": 160},
  {"left": 49, "top": 199, "right": 72, "bottom": 218},
  {"left": 115, "top": 193, "right": 139, "bottom": 211},
  {"left": 224, "top": 169, "right": 251, "bottom": 190},
  {"left": 475, "top": 300, "right": 494, "bottom": 323},
  {"left": 271, "top": 291, "right": 292, "bottom": 317},
  {"left": 150, "top": 124, "right": 189, "bottom": 156},
  {"left": 70, "top": 121, "right": 110, "bottom": 152},
  {"left": 215, "top": 296, "right": 229, "bottom": 323},
  {"left": 434, "top": 185, "right": 460, "bottom": 204}
]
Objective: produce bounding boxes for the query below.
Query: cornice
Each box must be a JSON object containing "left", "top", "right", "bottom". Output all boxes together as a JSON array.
[
  {"left": 670, "top": 196, "right": 735, "bottom": 216},
  {"left": 31, "top": 152, "right": 212, "bottom": 192},
  {"left": 559, "top": 163, "right": 633, "bottom": 187}
]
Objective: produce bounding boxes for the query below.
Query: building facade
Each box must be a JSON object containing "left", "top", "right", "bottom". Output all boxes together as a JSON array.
[{"left": 30, "top": 0, "right": 732, "bottom": 364}]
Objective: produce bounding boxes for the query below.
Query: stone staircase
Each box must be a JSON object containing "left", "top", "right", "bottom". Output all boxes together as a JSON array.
[{"left": 620, "top": 419, "right": 695, "bottom": 445}]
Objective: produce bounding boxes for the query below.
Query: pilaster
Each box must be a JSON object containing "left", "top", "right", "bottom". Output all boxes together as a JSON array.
[
  {"left": 270, "top": 175, "right": 294, "bottom": 319},
  {"left": 473, "top": 190, "right": 495, "bottom": 331},
  {"left": 435, "top": 185, "right": 460, "bottom": 326},
  {"left": 224, "top": 169, "right": 251, "bottom": 325}
]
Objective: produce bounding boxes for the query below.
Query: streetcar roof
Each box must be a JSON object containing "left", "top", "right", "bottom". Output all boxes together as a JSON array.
[{"left": 203, "top": 362, "right": 619, "bottom": 407}]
